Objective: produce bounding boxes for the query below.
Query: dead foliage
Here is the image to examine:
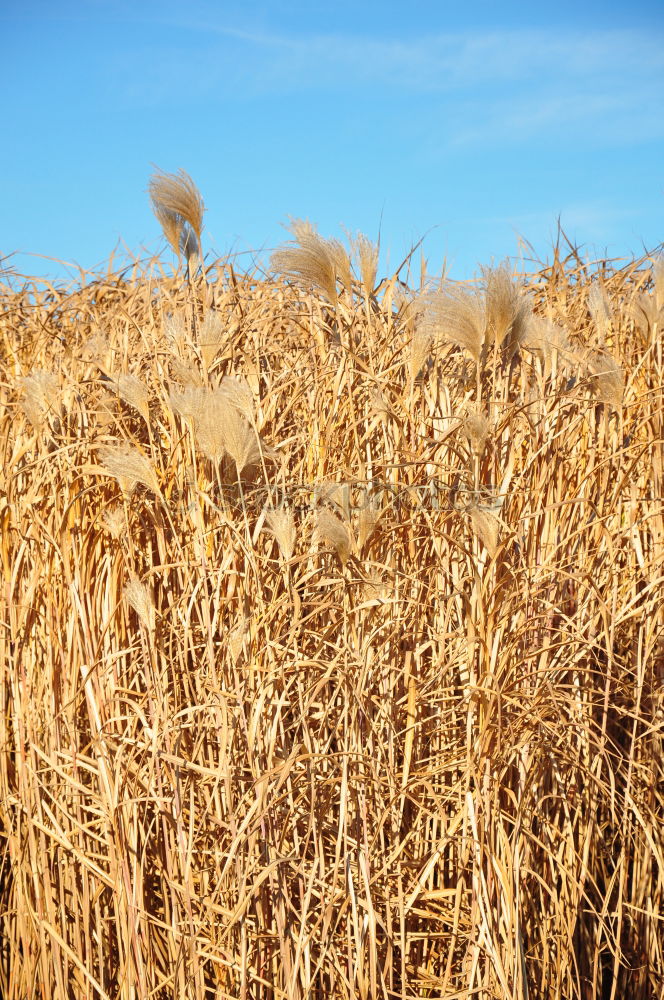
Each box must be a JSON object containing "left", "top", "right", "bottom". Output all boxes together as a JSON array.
[{"left": 1, "top": 226, "right": 663, "bottom": 999}]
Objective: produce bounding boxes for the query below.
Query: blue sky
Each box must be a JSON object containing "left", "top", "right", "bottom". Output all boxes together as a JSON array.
[{"left": 2, "top": 0, "right": 663, "bottom": 284}]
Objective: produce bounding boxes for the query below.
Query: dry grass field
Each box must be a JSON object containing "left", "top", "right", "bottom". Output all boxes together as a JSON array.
[{"left": 1, "top": 174, "right": 663, "bottom": 998}]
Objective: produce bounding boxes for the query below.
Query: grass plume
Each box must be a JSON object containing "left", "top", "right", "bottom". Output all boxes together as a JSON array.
[
  {"left": 423, "top": 282, "right": 486, "bottom": 362},
  {"left": 149, "top": 166, "right": 205, "bottom": 267},
  {"left": 98, "top": 443, "right": 161, "bottom": 497},
  {"left": 270, "top": 221, "right": 353, "bottom": 304}
]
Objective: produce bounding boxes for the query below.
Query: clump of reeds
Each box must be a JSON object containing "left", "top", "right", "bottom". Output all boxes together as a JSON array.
[{"left": 2, "top": 216, "right": 663, "bottom": 1000}]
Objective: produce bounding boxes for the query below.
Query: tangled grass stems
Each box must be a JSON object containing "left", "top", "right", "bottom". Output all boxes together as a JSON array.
[{"left": 1, "top": 230, "right": 663, "bottom": 1000}]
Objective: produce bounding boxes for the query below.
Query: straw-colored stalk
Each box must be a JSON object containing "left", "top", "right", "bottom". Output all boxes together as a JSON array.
[{"left": 358, "top": 492, "right": 383, "bottom": 550}]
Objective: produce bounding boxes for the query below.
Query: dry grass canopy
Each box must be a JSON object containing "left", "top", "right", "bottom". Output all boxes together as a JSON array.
[{"left": 1, "top": 242, "right": 663, "bottom": 1000}]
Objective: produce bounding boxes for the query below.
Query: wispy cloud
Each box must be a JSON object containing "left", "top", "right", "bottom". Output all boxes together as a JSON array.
[
  {"left": 446, "top": 89, "right": 664, "bottom": 148},
  {"left": 171, "top": 24, "right": 664, "bottom": 96},
  {"left": 114, "top": 22, "right": 664, "bottom": 149}
]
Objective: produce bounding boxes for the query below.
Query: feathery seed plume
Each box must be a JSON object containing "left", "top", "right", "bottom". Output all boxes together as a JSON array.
[
  {"left": 483, "top": 264, "right": 531, "bottom": 359},
  {"left": 631, "top": 257, "right": 664, "bottom": 335},
  {"left": 423, "top": 284, "right": 486, "bottom": 363},
  {"left": 220, "top": 403, "right": 263, "bottom": 475},
  {"left": 81, "top": 331, "right": 110, "bottom": 365},
  {"left": 288, "top": 217, "right": 317, "bottom": 240},
  {"left": 124, "top": 576, "right": 156, "bottom": 634},
  {"left": 149, "top": 167, "right": 205, "bottom": 267},
  {"left": 588, "top": 351, "right": 624, "bottom": 408},
  {"left": 462, "top": 411, "right": 490, "bottom": 455},
  {"left": 353, "top": 232, "right": 379, "bottom": 296},
  {"left": 409, "top": 324, "right": 433, "bottom": 387},
  {"left": 469, "top": 505, "right": 500, "bottom": 559},
  {"left": 103, "top": 506, "right": 126, "bottom": 540},
  {"left": 116, "top": 374, "right": 150, "bottom": 424},
  {"left": 522, "top": 316, "right": 571, "bottom": 365},
  {"left": 266, "top": 507, "right": 297, "bottom": 561},
  {"left": 220, "top": 375, "right": 255, "bottom": 424},
  {"left": 588, "top": 283, "right": 612, "bottom": 341},
  {"left": 19, "top": 371, "right": 59, "bottom": 430},
  {"left": 198, "top": 311, "right": 226, "bottom": 371},
  {"left": 169, "top": 386, "right": 205, "bottom": 423},
  {"left": 170, "top": 385, "right": 264, "bottom": 470},
  {"left": 163, "top": 312, "right": 190, "bottom": 352},
  {"left": 327, "top": 239, "right": 353, "bottom": 297},
  {"left": 271, "top": 222, "right": 352, "bottom": 304},
  {"left": 169, "top": 356, "right": 203, "bottom": 387},
  {"left": 316, "top": 508, "right": 352, "bottom": 565},
  {"left": 190, "top": 388, "right": 229, "bottom": 463},
  {"left": 98, "top": 444, "right": 161, "bottom": 497}
]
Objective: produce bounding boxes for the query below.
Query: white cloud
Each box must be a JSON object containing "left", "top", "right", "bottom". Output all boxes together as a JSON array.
[
  {"left": 197, "top": 26, "right": 664, "bottom": 96},
  {"left": 446, "top": 89, "right": 664, "bottom": 148},
  {"left": 110, "top": 19, "right": 664, "bottom": 149},
  {"left": 471, "top": 201, "right": 641, "bottom": 234}
]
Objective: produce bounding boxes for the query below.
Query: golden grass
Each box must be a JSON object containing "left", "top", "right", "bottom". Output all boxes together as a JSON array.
[{"left": 1, "top": 230, "right": 663, "bottom": 999}]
